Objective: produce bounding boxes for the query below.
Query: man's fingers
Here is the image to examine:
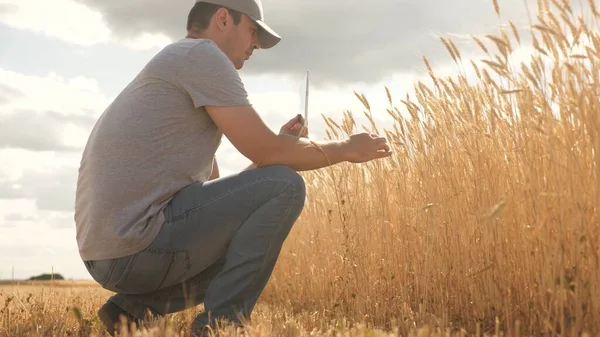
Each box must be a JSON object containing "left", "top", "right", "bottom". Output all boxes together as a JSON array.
[
  {"left": 301, "top": 127, "right": 309, "bottom": 138},
  {"left": 279, "top": 114, "right": 308, "bottom": 138},
  {"left": 282, "top": 114, "right": 302, "bottom": 129},
  {"left": 376, "top": 149, "right": 393, "bottom": 158},
  {"left": 374, "top": 137, "right": 389, "bottom": 149},
  {"left": 374, "top": 142, "right": 390, "bottom": 153}
]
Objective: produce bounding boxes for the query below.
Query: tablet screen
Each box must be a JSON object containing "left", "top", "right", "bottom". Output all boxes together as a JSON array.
[{"left": 298, "top": 70, "right": 309, "bottom": 136}]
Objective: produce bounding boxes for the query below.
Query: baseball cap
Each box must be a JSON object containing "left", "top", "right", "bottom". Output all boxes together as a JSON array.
[{"left": 195, "top": 0, "right": 281, "bottom": 49}]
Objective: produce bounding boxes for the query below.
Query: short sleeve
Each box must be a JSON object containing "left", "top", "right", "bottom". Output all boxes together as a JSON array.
[{"left": 177, "top": 40, "right": 251, "bottom": 108}]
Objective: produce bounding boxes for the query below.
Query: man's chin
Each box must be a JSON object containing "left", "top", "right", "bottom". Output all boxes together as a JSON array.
[{"left": 235, "top": 60, "right": 246, "bottom": 70}]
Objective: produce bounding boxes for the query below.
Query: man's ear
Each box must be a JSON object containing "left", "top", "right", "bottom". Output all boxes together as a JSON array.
[{"left": 214, "top": 7, "right": 229, "bottom": 30}]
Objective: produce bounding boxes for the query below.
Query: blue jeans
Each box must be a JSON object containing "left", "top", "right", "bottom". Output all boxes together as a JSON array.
[{"left": 83, "top": 165, "right": 306, "bottom": 333}]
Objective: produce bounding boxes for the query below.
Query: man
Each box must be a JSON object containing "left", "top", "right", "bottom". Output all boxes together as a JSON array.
[{"left": 74, "top": 0, "right": 392, "bottom": 336}]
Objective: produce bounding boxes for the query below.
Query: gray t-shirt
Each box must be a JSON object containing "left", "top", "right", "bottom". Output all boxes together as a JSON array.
[{"left": 74, "top": 38, "right": 250, "bottom": 261}]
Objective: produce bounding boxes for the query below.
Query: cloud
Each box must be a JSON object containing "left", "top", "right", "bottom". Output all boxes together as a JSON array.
[
  {"left": 70, "top": 0, "right": 534, "bottom": 85},
  {"left": 0, "top": 0, "right": 111, "bottom": 46},
  {"left": 0, "top": 199, "right": 85, "bottom": 279},
  {"left": 0, "top": 209, "right": 37, "bottom": 228},
  {"left": 45, "top": 212, "right": 76, "bottom": 229},
  {"left": 1, "top": 0, "right": 540, "bottom": 85},
  {"left": 0, "top": 69, "right": 109, "bottom": 116},
  {"left": 0, "top": 184, "right": 85, "bottom": 280},
  {"left": 4, "top": 213, "right": 37, "bottom": 221},
  {"left": 0, "top": 83, "right": 22, "bottom": 105},
  {"left": 0, "top": 68, "right": 110, "bottom": 152},
  {"left": 0, "top": 228, "right": 85, "bottom": 280},
  {"left": 29, "top": 170, "right": 77, "bottom": 213},
  {"left": 0, "top": 109, "right": 96, "bottom": 152},
  {"left": 0, "top": 181, "right": 26, "bottom": 199},
  {"left": 1, "top": 167, "right": 77, "bottom": 212},
  {"left": 0, "top": 199, "right": 38, "bottom": 228},
  {"left": 0, "top": 149, "right": 82, "bottom": 213},
  {"left": 0, "top": 0, "right": 171, "bottom": 50}
]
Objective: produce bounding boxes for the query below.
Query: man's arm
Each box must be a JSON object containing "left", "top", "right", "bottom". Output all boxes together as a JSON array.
[
  {"left": 205, "top": 105, "right": 350, "bottom": 172},
  {"left": 178, "top": 43, "right": 388, "bottom": 171}
]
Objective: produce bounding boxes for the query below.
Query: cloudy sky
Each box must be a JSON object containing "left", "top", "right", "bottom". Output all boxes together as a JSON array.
[{"left": 0, "top": 0, "right": 534, "bottom": 280}]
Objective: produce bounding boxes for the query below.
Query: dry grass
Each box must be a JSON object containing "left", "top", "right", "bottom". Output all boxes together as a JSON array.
[{"left": 2, "top": 0, "right": 599, "bottom": 336}]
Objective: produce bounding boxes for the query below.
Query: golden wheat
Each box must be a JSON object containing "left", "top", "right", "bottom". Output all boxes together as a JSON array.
[
  {"left": 1, "top": 0, "right": 599, "bottom": 336},
  {"left": 280, "top": 0, "right": 600, "bottom": 335}
]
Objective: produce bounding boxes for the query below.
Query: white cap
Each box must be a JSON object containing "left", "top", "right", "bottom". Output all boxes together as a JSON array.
[{"left": 195, "top": 0, "right": 281, "bottom": 49}]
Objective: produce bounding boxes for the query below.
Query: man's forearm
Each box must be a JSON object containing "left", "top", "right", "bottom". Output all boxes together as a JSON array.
[{"left": 255, "top": 135, "right": 348, "bottom": 171}]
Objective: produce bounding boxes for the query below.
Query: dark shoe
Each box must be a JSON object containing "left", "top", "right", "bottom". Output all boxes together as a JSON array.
[
  {"left": 97, "top": 301, "right": 141, "bottom": 336},
  {"left": 191, "top": 315, "right": 246, "bottom": 337}
]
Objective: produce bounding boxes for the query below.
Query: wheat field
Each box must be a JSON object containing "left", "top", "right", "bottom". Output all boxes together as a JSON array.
[{"left": 2, "top": 0, "right": 599, "bottom": 336}]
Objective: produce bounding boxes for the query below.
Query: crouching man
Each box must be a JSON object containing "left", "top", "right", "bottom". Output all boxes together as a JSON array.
[{"left": 74, "top": 0, "right": 392, "bottom": 336}]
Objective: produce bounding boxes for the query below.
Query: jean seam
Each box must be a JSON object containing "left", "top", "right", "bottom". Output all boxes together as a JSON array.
[
  {"left": 157, "top": 251, "right": 176, "bottom": 290},
  {"left": 166, "top": 177, "right": 296, "bottom": 224},
  {"left": 114, "top": 254, "right": 138, "bottom": 290},
  {"left": 170, "top": 250, "right": 190, "bottom": 287},
  {"left": 125, "top": 247, "right": 190, "bottom": 292},
  {"left": 102, "top": 259, "right": 118, "bottom": 286},
  {"left": 144, "top": 247, "right": 186, "bottom": 255}
]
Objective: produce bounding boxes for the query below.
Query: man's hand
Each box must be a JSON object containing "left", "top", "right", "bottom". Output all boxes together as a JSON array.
[
  {"left": 342, "top": 133, "right": 393, "bottom": 163},
  {"left": 242, "top": 114, "right": 306, "bottom": 172},
  {"left": 279, "top": 114, "right": 308, "bottom": 138}
]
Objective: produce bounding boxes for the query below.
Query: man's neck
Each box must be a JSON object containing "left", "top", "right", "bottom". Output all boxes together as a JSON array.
[{"left": 186, "top": 30, "right": 206, "bottom": 39}]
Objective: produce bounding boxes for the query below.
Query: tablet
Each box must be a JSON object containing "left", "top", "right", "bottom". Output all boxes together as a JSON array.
[{"left": 298, "top": 70, "right": 309, "bottom": 137}]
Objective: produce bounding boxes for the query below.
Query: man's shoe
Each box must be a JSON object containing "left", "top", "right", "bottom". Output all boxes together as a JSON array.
[{"left": 97, "top": 301, "right": 141, "bottom": 336}]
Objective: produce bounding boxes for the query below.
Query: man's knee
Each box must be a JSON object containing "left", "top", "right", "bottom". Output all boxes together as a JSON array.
[
  {"left": 265, "top": 165, "right": 306, "bottom": 235},
  {"left": 266, "top": 165, "right": 306, "bottom": 198}
]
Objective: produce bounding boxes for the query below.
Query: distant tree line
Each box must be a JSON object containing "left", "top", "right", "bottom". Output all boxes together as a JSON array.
[{"left": 28, "top": 273, "right": 65, "bottom": 281}]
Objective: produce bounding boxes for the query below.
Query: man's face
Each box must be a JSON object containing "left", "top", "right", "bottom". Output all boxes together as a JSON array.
[{"left": 225, "top": 14, "right": 260, "bottom": 69}]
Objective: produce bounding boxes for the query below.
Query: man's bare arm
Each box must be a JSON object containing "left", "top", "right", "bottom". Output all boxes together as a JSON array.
[{"left": 205, "top": 105, "right": 348, "bottom": 171}]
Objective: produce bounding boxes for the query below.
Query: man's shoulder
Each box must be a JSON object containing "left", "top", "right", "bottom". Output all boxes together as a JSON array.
[
  {"left": 162, "top": 38, "right": 226, "bottom": 59},
  {"left": 164, "top": 39, "right": 238, "bottom": 79},
  {"left": 152, "top": 38, "right": 232, "bottom": 72},
  {"left": 139, "top": 39, "right": 226, "bottom": 77}
]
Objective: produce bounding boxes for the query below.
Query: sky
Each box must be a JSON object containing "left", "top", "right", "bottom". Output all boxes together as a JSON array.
[{"left": 0, "top": 0, "right": 536, "bottom": 280}]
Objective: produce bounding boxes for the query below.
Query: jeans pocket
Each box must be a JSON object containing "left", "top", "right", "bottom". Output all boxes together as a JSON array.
[
  {"left": 112, "top": 247, "right": 189, "bottom": 294},
  {"left": 84, "top": 259, "right": 117, "bottom": 288}
]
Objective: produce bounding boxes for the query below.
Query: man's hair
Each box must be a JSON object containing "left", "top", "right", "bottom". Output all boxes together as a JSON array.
[{"left": 187, "top": 2, "right": 243, "bottom": 31}]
